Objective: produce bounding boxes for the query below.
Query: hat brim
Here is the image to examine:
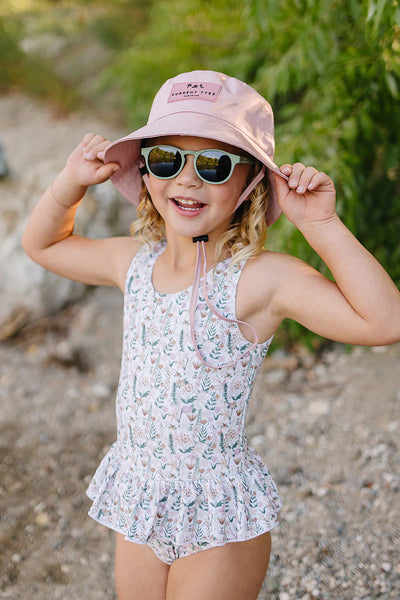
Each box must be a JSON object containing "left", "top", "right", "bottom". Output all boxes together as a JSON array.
[{"left": 105, "top": 112, "right": 287, "bottom": 226}]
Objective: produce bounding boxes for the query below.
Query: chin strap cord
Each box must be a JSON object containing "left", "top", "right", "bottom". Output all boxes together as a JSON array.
[
  {"left": 232, "top": 165, "right": 266, "bottom": 213},
  {"left": 189, "top": 237, "right": 259, "bottom": 369},
  {"left": 139, "top": 156, "right": 264, "bottom": 369}
]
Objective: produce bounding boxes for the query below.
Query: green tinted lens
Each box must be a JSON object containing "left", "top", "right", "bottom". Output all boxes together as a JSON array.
[
  {"left": 148, "top": 146, "right": 182, "bottom": 178},
  {"left": 196, "top": 150, "right": 232, "bottom": 182}
]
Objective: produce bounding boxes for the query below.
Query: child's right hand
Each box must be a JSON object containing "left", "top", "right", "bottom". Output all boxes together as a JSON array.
[
  {"left": 63, "top": 133, "right": 120, "bottom": 190},
  {"left": 22, "top": 132, "right": 135, "bottom": 289}
]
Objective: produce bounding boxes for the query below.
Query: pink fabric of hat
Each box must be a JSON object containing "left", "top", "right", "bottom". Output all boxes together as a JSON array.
[{"left": 104, "top": 70, "right": 287, "bottom": 226}]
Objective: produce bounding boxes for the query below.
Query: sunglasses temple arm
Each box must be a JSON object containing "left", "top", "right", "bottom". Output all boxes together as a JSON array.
[
  {"left": 143, "top": 172, "right": 150, "bottom": 192},
  {"left": 139, "top": 159, "right": 151, "bottom": 194},
  {"left": 232, "top": 165, "right": 266, "bottom": 214}
]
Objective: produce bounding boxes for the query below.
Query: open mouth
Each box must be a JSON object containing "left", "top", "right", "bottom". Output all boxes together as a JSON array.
[{"left": 172, "top": 198, "right": 206, "bottom": 212}]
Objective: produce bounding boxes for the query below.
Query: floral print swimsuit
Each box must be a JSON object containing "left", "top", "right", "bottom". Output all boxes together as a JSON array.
[{"left": 87, "top": 241, "right": 282, "bottom": 565}]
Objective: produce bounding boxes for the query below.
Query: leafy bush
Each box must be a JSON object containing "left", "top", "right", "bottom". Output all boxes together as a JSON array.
[
  {"left": 0, "top": 11, "right": 77, "bottom": 108},
  {"left": 110, "top": 0, "right": 400, "bottom": 269},
  {"left": 2, "top": 0, "right": 399, "bottom": 348},
  {"left": 104, "top": 0, "right": 400, "bottom": 348},
  {"left": 0, "top": 16, "right": 23, "bottom": 92},
  {"left": 248, "top": 0, "right": 400, "bottom": 280},
  {"left": 0, "top": 1, "right": 151, "bottom": 111},
  {"left": 103, "top": 0, "right": 248, "bottom": 125}
]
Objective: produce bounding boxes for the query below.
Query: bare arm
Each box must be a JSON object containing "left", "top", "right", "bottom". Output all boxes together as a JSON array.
[
  {"left": 251, "top": 165, "right": 400, "bottom": 346},
  {"left": 22, "top": 134, "right": 139, "bottom": 290}
]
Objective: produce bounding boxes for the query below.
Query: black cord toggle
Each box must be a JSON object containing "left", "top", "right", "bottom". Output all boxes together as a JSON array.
[{"left": 192, "top": 235, "right": 209, "bottom": 243}]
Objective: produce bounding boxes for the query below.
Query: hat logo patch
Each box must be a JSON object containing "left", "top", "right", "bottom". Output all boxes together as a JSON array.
[{"left": 168, "top": 82, "right": 222, "bottom": 103}]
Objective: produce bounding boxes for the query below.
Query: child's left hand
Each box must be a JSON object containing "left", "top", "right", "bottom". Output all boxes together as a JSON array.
[{"left": 273, "top": 163, "right": 337, "bottom": 229}]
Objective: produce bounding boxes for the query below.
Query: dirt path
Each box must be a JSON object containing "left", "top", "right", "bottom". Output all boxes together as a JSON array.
[
  {"left": 0, "top": 94, "right": 399, "bottom": 600},
  {"left": 1, "top": 288, "right": 399, "bottom": 600}
]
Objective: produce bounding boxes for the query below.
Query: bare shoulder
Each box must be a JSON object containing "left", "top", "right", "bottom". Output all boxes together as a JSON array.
[
  {"left": 239, "top": 249, "right": 303, "bottom": 296},
  {"left": 107, "top": 236, "right": 143, "bottom": 290},
  {"left": 237, "top": 249, "right": 304, "bottom": 341},
  {"left": 240, "top": 248, "right": 325, "bottom": 309}
]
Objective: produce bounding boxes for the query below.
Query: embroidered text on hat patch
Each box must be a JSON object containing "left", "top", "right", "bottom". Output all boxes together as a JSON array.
[{"left": 168, "top": 82, "right": 222, "bottom": 103}]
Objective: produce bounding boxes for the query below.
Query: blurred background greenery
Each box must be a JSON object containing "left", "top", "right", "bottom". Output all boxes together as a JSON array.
[{"left": 1, "top": 0, "right": 399, "bottom": 349}]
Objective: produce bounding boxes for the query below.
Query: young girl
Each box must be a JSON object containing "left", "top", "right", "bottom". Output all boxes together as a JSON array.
[{"left": 22, "top": 70, "right": 400, "bottom": 600}]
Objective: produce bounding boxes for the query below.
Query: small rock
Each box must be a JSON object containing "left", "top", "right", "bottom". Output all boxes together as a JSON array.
[
  {"left": 264, "top": 369, "right": 287, "bottom": 386},
  {"left": 371, "top": 345, "right": 389, "bottom": 353},
  {"left": 0, "top": 144, "right": 10, "bottom": 178},
  {"left": 265, "top": 575, "right": 280, "bottom": 592},
  {"left": 45, "top": 341, "right": 90, "bottom": 372},
  {"left": 66, "top": 387, "right": 80, "bottom": 400},
  {"left": 11, "top": 554, "right": 21, "bottom": 563},
  {"left": 99, "top": 553, "right": 111, "bottom": 564},
  {"left": 35, "top": 512, "right": 50, "bottom": 526},
  {"left": 307, "top": 399, "right": 330, "bottom": 416},
  {"left": 300, "top": 353, "right": 317, "bottom": 370},
  {"left": 250, "top": 434, "right": 266, "bottom": 450},
  {"left": 264, "top": 352, "right": 299, "bottom": 372},
  {"left": 91, "top": 382, "right": 111, "bottom": 399}
]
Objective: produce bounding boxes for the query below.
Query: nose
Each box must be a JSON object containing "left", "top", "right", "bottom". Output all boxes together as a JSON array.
[{"left": 175, "top": 155, "right": 201, "bottom": 187}]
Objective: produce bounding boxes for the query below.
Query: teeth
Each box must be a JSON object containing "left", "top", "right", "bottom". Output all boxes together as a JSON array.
[
  {"left": 174, "top": 198, "right": 204, "bottom": 211},
  {"left": 177, "top": 199, "right": 198, "bottom": 205}
]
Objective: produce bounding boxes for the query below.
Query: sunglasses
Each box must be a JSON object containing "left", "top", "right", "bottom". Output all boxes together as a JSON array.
[{"left": 141, "top": 144, "right": 254, "bottom": 184}]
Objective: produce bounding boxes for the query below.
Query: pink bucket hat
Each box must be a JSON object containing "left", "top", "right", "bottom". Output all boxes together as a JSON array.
[{"left": 104, "top": 70, "right": 287, "bottom": 226}]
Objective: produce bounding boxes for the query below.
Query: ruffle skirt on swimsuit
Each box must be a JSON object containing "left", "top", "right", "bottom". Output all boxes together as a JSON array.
[{"left": 86, "top": 441, "right": 282, "bottom": 548}]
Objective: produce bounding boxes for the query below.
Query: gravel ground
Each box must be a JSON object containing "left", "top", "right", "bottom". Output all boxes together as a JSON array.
[
  {"left": 0, "top": 93, "right": 399, "bottom": 600},
  {"left": 0, "top": 286, "right": 399, "bottom": 600}
]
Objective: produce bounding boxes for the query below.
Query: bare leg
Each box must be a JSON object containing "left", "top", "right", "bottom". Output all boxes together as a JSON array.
[
  {"left": 115, "top": 533, "right": 170, "bottom": 600},
  {"left": 166, "top": 532, "right": 271, "bottom": 600}
]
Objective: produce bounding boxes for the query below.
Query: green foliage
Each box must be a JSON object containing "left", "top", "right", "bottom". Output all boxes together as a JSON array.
[
  {"left": 108, "top": 0, "right": 400, "bottom": 281},
  {"left": 2, "top": 0, "right": 399, "bottom": 349},
  {"left": 247, "top": 0, "right": 400, "bottom": 347},
  {"left": 0, "top": 13, "right": 22, "bottom": 92},
  {"left": 0, "top": 8, "right": 76, "bottom": 108},
  {"left": 0, "top": 1, "right": 151, "bottom": 111},
  {"left": 105, "top": 0, "right": 400, "bottom": 348},
  {"left": 103, "top": 0, "right": 249, "bottom": 125},
  {"left": 247, "top": 0, "right": 400, "bottom": 290}
]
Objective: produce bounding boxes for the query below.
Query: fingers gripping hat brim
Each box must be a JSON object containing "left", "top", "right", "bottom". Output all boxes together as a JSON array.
[{"left": 104, "top": 70, "right": 287, "bottom": 227}]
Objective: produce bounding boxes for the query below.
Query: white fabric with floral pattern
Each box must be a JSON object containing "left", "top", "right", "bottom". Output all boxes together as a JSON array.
[{"left": 87, "top": 241, "right": 282, "bottom": 563}]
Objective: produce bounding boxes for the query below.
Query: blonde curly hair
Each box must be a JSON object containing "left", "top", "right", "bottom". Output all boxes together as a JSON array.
[{"left": 130, "top": 163, "right": 270, "bottom": 266}]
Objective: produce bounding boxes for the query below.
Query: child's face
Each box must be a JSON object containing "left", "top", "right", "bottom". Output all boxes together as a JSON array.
[{"left": 147, "top": 136, "right": 252, "bottom": 242}]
